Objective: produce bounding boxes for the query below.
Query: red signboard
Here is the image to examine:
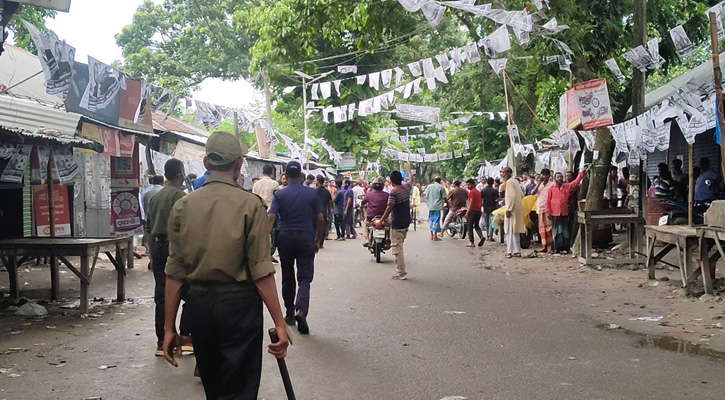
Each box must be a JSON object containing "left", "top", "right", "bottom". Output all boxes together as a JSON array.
[
  {"left": 111, "top": 141, "right": 139, "bottom": 188},
  {"left": 111, "top": 189, "right": 143, "bottom": 236},
  {"left": 33, "top": 184, "right": 71, "bottom": 237}
]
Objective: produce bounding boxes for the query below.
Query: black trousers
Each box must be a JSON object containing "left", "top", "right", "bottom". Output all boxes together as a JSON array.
[
  {"left": 152, "top": 240, "right": 190, "bottom": 343},
  {"left": 278, "top": 230, "right": 316, "bottom": 317},
  {"left": 467, "top": 210, "right": 484, "bottom": 243},
  {"left": 187, "top": 287, "right": 263, "bottom": 400},
  {"left": 319, "top": 215, "right": 330, "bottom": 247},
  {"left": 334, "top": 213, "right": 345, "bottom": 238}
]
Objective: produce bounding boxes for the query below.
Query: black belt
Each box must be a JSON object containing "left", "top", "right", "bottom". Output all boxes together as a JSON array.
[{"left": 189, "top": 281, "right": 255, "bottom": 293}]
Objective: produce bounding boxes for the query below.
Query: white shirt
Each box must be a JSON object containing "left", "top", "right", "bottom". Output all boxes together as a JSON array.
[{"left": 353, "top": 186, "right": 365, "bottom": 206}]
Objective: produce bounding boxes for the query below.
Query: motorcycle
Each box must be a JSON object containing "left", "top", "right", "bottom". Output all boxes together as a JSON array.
[
  {"left": 661, "top": 199, "right": 710, "bottom": 226},
  {"left": 354, "top": 205, "right": 365, "bottom": 227},
  {"left": 368, "top": 217, "right": 391, "bottom": 263},
  {"left": 445, "top": 208, "right": 468, "bottom": 239}
]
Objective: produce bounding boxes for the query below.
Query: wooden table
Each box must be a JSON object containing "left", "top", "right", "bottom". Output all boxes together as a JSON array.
[
  {"left": 695, "top": 226, "right": 725, "bottom": 295},
  {"left": 0, "top": 237, "right": 134, "bottom": 314},
  {"left": 578, "top": 210, "right": 645, "bottom": 267},
  {"left": 644, "top": 225, "right": 702, "bottom": 295}
]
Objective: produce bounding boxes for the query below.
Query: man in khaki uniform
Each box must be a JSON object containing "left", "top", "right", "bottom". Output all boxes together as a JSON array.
[
  {"left": 146, "top": 158, "right": 188, "bottom": 356},
  {"left": 162, "top": 131, "right": 289, "bottom": 400}
]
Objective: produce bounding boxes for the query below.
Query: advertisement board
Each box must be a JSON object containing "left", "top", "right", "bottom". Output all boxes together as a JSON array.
[
  {"left": 337, "top": 153, "right": 357, "bottom": 171},
  {"left": 111, "top": 188, "right": 143, "bottom": 236},
  {"left": 574, "top": 78, "right": 614, "bottom": 130},
  {"left": 110, "top": 189, "right": 143, "bottom": 236},
  {"left": 32, "top": 184, "right": 71, "bottom": 237}
]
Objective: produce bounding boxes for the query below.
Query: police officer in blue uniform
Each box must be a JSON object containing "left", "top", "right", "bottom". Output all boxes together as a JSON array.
[{"left": 268, "top": 161, "right": 325, "bottom": 334}]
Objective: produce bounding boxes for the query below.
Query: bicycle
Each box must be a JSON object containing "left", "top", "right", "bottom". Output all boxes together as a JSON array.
[{"left": 445, "top": 208, "right": 467, "bottom": 239}]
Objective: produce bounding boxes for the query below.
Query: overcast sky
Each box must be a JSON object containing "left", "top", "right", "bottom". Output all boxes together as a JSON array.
[{"left": 43, "top": 0, "right": 262, "bottom": 108}]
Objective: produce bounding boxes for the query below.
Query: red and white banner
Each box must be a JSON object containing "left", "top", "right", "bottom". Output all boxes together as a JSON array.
[
  {"left": 574, "top": 78, "right": 613, "bottom": 130},
  {"left": 33, "top": 184, "right": 71, "bottom": 237}
]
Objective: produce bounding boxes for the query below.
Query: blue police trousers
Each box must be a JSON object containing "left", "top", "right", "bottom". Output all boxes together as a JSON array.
[{"left": 277, "top": 230, "right": 317, "bottom": 317}]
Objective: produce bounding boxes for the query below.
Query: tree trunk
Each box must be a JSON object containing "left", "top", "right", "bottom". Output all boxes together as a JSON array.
[{"left": 585, "top": 128, "right": 614, "bottom": 211}]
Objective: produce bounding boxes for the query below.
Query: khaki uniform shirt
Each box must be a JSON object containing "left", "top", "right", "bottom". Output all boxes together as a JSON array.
[
  {"left": 252, "top": 175, "right": 280, "bottom": 208},
  {"left": 146, "top": 184, "right": 185, "bottom": 236},
  {"left": 165, "top": 175, "right": 275, "bottom": 283}
]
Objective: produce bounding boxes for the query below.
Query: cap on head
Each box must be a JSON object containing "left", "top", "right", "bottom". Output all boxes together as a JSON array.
[
  {"left": 373, "top": 177, "right": 385, "bottom": 185},
  {"left": 205, "top": 131, "right": 246, "bottom": 166},
  {"left": 285, "top": 161, "right": 302, "bottom": 179}
]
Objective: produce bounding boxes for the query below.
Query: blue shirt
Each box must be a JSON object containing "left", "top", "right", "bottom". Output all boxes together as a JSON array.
[
  {"left": 344, "top": 185, "right": 356, "bottom": 215},
  {"left": 193, "top": 171, "right": 211, "bottom": 190},
  {"left": 269, "top": 181, "right": 323, "bottom": 234},
  {"left": 333, "top": 189, "right": 346, "bottom": 214},
  {"left": 695, "top": 168, "right": 721, "bottom": 202}
]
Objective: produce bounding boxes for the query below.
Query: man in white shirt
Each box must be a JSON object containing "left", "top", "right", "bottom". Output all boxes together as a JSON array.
[
  {"left": 252, "top": 164, "right": 280, "bottom": 208},
  {"left": 353, "top": 181, "right": 366, "bottom": 207}
]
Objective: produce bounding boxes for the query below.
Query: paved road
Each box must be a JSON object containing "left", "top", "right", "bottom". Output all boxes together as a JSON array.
[{"left": 3, "top": 219, "right": 725, "bottom": 399}]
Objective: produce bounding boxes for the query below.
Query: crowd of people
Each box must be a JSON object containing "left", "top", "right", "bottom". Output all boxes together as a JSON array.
[
  {"left": 648, "top": 157, "right": 722, "bottom": 204},
  {"left": 138, "top": 129, "right": 725, "bottom": 399}
]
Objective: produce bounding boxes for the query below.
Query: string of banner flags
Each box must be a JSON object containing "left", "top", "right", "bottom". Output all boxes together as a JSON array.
[{"left": 605, "top": 1, "right": 725, "bottom": 83}]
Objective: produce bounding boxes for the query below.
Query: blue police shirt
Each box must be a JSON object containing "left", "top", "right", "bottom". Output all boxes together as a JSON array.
[
  {"left": 695, "top": 168, "right": 720, "bottom": 202},
  {"left": 269, "top": 181, "right": 323, "bottom": 234},
  {"left": 193, "top": 171, "right": 211, "bottom": 190}
]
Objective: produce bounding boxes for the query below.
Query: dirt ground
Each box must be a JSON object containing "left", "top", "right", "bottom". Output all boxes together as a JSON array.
[
  {"left": 476, "top": 234, "right": 725, "bottom": 357},
  {"left": 2, "top": 233, "right": 725, "bottom": 398}
]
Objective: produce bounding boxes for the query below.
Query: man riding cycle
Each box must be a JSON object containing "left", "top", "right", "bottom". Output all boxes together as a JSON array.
[{"left": 361, "top": 177, "right": 389, "bottom": 247}]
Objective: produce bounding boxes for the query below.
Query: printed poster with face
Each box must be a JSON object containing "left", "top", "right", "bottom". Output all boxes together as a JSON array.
[
  {"left": 573, "top": 78, "right": 614, "bottom": 130},
  {"left": 23, "top": 21, "right": 76, "bottom": 99}
]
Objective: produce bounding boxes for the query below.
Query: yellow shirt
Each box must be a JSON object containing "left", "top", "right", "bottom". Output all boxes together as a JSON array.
[
  {"left": 411, "top": 185, "right": 421, "bottom": 206},
  {"left": 165, "top": 175, "right": 275, "bottom": 283}
]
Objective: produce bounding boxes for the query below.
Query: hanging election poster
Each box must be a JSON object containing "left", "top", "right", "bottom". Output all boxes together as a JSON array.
[{"left": 573, "top": 78, "right": 613, "bottom": 130}]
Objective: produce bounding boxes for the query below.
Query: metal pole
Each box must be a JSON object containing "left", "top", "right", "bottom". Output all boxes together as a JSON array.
[
  {"left": 302, "top": 76, "right": 309, "bottom": 171},
  {"left": 502, "top": 70, "right": 516, "bottom": 176},
  {"left": 233, "top": 110, "right": 239, "bottom": 137},
  {"left": 263, "top": 74, "right": 276, "bottom": 156},
  {"left": 47, "top": 149, "right": 59, "bottom": 300},
  {"left": 689, "top": 145, "right": 694, "bottom": 226}
]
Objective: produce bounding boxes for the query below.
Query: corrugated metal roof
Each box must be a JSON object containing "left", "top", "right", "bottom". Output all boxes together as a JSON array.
[
  {"left": 169, "top": 130, "right": 208, "bottom": 145},
  {"left": 0, "top": 45, "right": 64, "bottom": 107},
  {"left": 153, "top": 111, "right": 210, "bottom": 137},
  {"left": 0, "top": 94, "right": 81, "bottom": 138},
  {"left": 0, "top": 127, "right": 103, "bottom": 152},
  {"left": 643, "top": 51, "right": 725, "bottom": 111}
]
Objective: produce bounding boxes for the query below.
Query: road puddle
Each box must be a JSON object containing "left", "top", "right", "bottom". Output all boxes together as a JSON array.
[{"left": 598, "top": 324, "right": 725, "bottom": 361}]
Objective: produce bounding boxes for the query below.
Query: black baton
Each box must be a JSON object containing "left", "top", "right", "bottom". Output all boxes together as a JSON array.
[{"left": 269, "top": 328, "right": 296, "bottom": 400}]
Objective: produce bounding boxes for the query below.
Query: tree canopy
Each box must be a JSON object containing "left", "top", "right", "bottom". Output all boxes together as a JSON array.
[{"left": 114, "top": 0, "right": 721, "bottom": 178}]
